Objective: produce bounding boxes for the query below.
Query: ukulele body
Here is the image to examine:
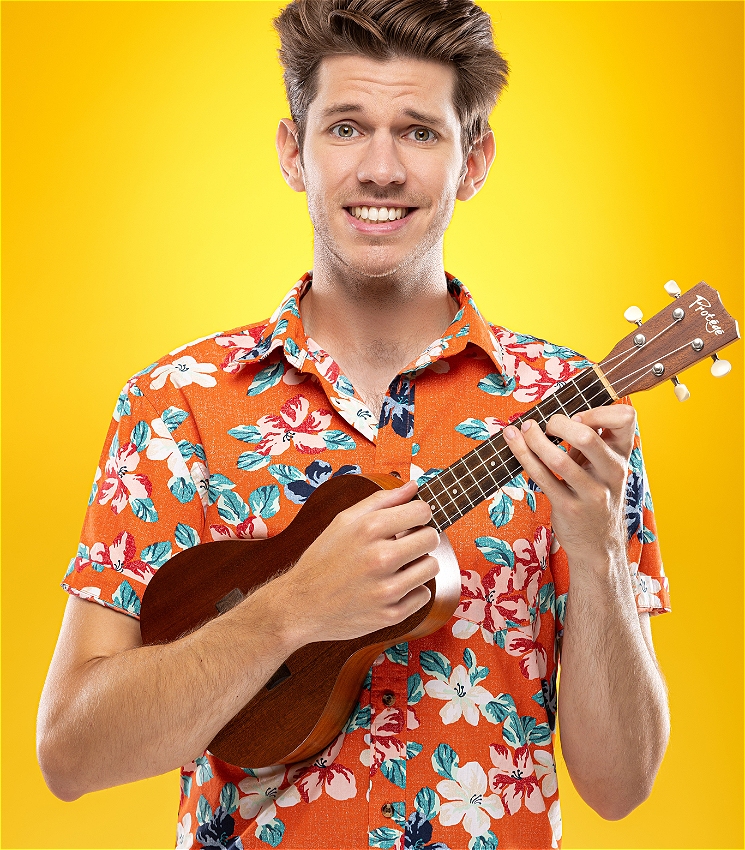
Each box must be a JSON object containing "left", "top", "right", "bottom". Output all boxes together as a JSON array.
[{"left": 139, "top": 472, "right": 461, "bottom": 768}]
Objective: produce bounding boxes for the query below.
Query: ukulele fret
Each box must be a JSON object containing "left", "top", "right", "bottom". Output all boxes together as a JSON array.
[{"left": 421, "top": 368, "right": 614, "bottom": 532}]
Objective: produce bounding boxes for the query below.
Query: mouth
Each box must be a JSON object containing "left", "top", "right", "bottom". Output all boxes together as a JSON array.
[{"left": 345, "top": 205, "right": 411, "bottom": 223}]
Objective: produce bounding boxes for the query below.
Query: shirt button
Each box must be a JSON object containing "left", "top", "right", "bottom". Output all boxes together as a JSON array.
[
  {"left": 381, "top": 803, "right": 394, "bottom": 818},
  {"left": 389, "top": 470, "right": 401, "bottom": 479},
  {"left": 382, "top": 690, "right": 396, "bottom": 707}
]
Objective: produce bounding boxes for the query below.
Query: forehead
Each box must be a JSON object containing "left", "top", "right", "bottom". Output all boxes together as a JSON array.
[{"left": 310, "top": 54, "right": 459, "bottom": 127}]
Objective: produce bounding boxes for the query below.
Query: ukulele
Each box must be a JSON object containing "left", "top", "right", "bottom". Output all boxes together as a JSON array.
[{"left": 140, "top": 280, "right": 739, "bottom": 768}]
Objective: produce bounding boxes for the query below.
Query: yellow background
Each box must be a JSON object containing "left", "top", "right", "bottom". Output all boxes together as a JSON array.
[{"left": 2, "top": 1, "right": 743, "bottom": 848}]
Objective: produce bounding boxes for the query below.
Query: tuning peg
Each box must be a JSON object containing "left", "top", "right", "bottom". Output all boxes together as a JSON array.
[
  {"left": 671, "top": 376, "right": 690, "bottom": 401},
  {"left": 664, "top": 280, "right": 681, "bottom": 298},
  {"left": 710, "top": 353, "right": 732, "bottom": 377},
  {"left": 624, "top": 306, "right": 643, "bottom": 326}
]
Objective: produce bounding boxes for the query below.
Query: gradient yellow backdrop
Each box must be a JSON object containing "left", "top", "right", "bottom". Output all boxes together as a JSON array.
[{"left": 2, "top": 1, "right": 743, "bottom": 848}]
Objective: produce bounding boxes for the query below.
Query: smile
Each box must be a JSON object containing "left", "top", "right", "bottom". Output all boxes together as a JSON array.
[{"left": 347, "top": 206, "right": 410, "bottom": 222}]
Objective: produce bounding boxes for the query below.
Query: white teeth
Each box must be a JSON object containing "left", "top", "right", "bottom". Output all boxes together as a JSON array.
[{"left": 351, "top": 206, "right": 408, "bottom": 222}]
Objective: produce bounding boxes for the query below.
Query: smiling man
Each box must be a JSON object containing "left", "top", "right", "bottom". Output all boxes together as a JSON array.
[{"left": 37, "top": 2, "right": 670, "bottom": 848}]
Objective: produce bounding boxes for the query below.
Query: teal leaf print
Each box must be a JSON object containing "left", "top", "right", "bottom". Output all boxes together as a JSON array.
[
  {"left": 169, "top": 476, "right": 196, "bottom": 504},
  {"left": 218, "top": 491, "right": 250, "bottom": 524},
  {"left": 556, "top": 593, "right": 567, "bottom": 627},
  {"left": 323, "top": 430, "right": 356, "bottom": 450},
  {"left": 644, "top": 490, "right": 654, "bottom": 511},
  {"left": 385, "top": 643, "right": 408, "bottom": 666},
  {"left": 193, "top": 443, "right": 206, "bottom": 462},
  {"left": 455, "top": 325, "right": 470, "bottom": 337},
  {"left": 532, "top": 688, "right": 546, "bottom": 707},
  {"left": 249, "top": 485, "right": 280, "bottom": 520},
  {"left": 175, "top": 523, "right": 200, "bottom": 549},
  {"left": 419, "top": 650, "right": 452, "bottom": 681},
  {"left": 114, "top": 391, "right": 131, "bottom": 420},
  {"left": 181, "top": 773, "right": 193, "bottom": 799},
  {"left": 248, "top": 362, "right": 285, "bottom": 397},
  {"left": 464, "top": 648, "right": 489, "bottom": 687},
  {"left": 65, "top": 557, "right": 75, "bottom": 578},
  {"left": 195, "top": 755, "right": 213, "bottom": 786},
  {"left": 131, "top": 420, "right": 151, "bottom": 452},
  {"left": 489, "top": 491, "right": 514, "bottom": 529},
  {"left": 220, "top": 782, "right": 239, "bottom": 815},
  {"left": 414, "top": 786, "right": 440, "bottom": 821},
  {"left": 642, "top": 527, "right": 657, "bottom": 543},
  {"left": 112, "top": 581, "right": 141, "bottom": 615},
  {"left": 502, "top": 713, "right": 526, "bottom": 747},
  {"left": 284, "top": 336, "right": 301, "bottom": 360},
  {"left": 629, "top": 446, "right": 644, "bottom": 476},
  {"left": 539, "top": 583, "right": 555, "bottom": 615},
  {"left": 237, "top": 451, "right": 271, "bottom": 472},
  {"left": 469, "top": 829, "right": 499, "bottom": 850},
  {"left": 412, "top": 443, "right": 420, "bottom": 456},
  {"left": 344, "top": 702, "right": 372, "bottom": 733},
  {"left": 406, "top": 742, "right": 423, "bottom": 759},
  {"left": 368, "top": 826, "right": 402, "bottom": 849},
  {"left": 407, "top": 673, "right": 425, "bottom": 705},
  {"left": 131, "top": 385, "right": 143, "bottom": 396},
  {"left": 162, "top": 406, "right": 189, "bottom": 433},
  {"left": 267, "top": 464, "right": 305, "bottom": 486},
  {"left": 196, "top": 794, "right": 213, "bottom": 826},
  {"left": 483, "top": 692, "right": 516, "bottom": 725},
  {"left": 528, "top": 720, "right": 551, "bottom": 745},
  {"left": 280, "top": 295, "right": 300, "bottom": 318},
  {"left": 526, "top": 489, "right": 537, "bottom": 511},
  {"left": 416, "top": 467, "right": 443, "bottom": 486},
  {"left": 478, "top": 372, "right": 516, "bottom": 396},
  {"left": 110, "top": 433, "right": 120, "bottom": 459},
  {"left": 177, "top": 439, "right": 196, "bottom": 461},
  {"left": 380, "top": 757, "right": 406, "bottom": 788},
  {"left": 334, "top": 375, "right": 355, "bottom": 397},
  {"left": 432, "top": 743, "right": 459, "bottom": 780},
  {"left": 228, "top": 425, "right": 262, "bottom": 444},
  {"left": 130, "top": 498, "right": 158, "bottom": 523},
  {"left": 475, "top": 537, "right": 514, "bottom": 568},
  {"left": 207, "top": 473, "right": 236, "bottom": 504},
  {"left": 494, "top": 629, "right": 506, "bottom": 649},
  {"left": 140, "top": 541, "right": 171, "bottom": 569},
  {"left": 455, "top": 418, "right": 490, "bottom": 441}
]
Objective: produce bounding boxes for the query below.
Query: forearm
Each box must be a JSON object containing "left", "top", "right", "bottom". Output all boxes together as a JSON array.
[
  {"left": 38, "top": 587, "right": 301, "bottom": 801},
  {"left": 557, "top": 557, "right": 669, "bottom": 819}
]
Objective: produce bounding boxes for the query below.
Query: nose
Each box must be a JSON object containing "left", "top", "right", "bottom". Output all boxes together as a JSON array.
[{"left": 356, "top": 131, "right": 406, "bottom": 186}]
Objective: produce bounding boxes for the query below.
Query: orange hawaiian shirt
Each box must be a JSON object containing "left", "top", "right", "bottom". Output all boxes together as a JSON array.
[{"left": 64, "top": 274, "right": 669, "bottom": 850}]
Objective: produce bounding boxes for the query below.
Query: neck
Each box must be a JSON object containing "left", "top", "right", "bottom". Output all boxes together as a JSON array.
[{"left": 300, "top": 257, "right": 457, "bottom": 376}]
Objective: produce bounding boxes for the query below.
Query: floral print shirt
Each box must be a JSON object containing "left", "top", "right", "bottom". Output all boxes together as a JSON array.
[{"left": 64, "top": 274, "right": 669, "bottom": 850}]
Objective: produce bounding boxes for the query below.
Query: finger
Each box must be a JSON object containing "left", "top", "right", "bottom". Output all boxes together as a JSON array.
[
  {"left": 384, "top": 525, "right": 441, "bottom": 569},
  {"left": 567, "top": 403, "right": 636, "bottom": 459},
  {"left": 502, "top": 423, "right": 569, "bottom": 502},
  {"left": 343, "top": 480, "right": 432, "bottom": 532},
  {"left": 545, "top": 413, "right": 631, "bottom": 481}
]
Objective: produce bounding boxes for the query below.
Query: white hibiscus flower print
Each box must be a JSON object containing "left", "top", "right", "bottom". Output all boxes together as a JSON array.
[
  {"left": 424, "top": 665, "right": 494, "bottom": 725},
  {"left": 437, "top": 761, "right": 504, "bottom": 837},
  {"left": 149, "top": 356, "right": 217, "bottom": 390}
]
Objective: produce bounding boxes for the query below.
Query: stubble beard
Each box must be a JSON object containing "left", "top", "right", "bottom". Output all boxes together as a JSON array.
[{"left": 308, "top": 189, "right": 456, "bottom": 307}]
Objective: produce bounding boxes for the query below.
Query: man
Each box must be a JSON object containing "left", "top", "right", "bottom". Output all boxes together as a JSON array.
[{"left": 37, "top": 1, "right": 670, "bottom": 847}]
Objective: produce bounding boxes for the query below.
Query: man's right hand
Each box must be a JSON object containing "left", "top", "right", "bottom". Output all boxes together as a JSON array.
[{"left": 271, "top": 479, "right": 441, "bottom": 644}]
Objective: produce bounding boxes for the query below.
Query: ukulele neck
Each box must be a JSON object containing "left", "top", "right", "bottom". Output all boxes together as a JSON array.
[{"left": 419, "top": 364, "right": 617, "bottom": 532}]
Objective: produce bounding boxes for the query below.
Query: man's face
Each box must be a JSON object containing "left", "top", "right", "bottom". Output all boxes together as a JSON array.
[{"left": 282, "top": 54, "right": 473, "bottom": 281}]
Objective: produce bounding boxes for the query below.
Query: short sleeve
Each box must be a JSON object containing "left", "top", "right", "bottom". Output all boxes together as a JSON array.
[
  {"left": 549, "top": 399, "right": 670, "bottom": 622},
  {"left": 63, "top": 377, "right": 208, "bottom": 619}
]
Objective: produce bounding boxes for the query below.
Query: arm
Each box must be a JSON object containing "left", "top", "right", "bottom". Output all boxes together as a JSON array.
[
  {"left": 503, "top": 405, "right": 669, "bottom": 820},
  {"left": 37, "top": 481, "right": 439, "bottom": 801}
]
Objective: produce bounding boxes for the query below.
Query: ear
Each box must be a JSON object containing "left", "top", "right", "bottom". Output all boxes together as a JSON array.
[
  {"left": 276, "top": 119, "right": 305, "bottom": 192},
  {"left": 456, "top": 130, "right": 496, "bottom": 202}
]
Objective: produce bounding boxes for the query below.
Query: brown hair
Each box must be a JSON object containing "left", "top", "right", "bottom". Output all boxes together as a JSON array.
[{"left": 273, "top": 0, "right": 509, "bottom": 158}]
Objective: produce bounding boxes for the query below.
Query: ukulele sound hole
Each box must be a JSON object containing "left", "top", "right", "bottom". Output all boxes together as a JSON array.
[{"left": 265, "top": 663, "right": 292, "bottom": 691}]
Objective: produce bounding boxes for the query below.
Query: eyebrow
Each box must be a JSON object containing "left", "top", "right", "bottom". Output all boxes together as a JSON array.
[{"left": 319, "top": 103, "right": 447, "bottom": 130}]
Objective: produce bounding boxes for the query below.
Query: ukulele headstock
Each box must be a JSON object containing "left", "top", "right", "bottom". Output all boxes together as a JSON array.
[{"left": 599, "top": 281, "right": 740, "bottom": 399}]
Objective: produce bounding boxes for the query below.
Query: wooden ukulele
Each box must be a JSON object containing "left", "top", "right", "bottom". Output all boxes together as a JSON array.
[{"left": 140, "top": 280, "right": 739, "bottom": 768}]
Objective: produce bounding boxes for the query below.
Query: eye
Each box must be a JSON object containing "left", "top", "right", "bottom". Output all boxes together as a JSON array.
[
  {"left": 331, "top": 123, "right": 358, "bottom": 138},
  {"left": 409, "top": 127, "right": 435, "bottom": 143}
]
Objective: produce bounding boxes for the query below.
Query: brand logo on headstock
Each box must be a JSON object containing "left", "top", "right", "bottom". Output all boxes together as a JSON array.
[{"left": 688, "top": 295, "right": 724, "bottom": 335}]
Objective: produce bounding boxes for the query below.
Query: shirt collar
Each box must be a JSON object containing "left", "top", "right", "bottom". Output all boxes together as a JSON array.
[{"left": 216, "top": 272, "right": 505, "bottom": 376}]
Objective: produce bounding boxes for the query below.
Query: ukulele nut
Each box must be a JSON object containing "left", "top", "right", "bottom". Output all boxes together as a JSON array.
[{"left": 652, "top": 363, "right": 665, "bottom": 377}]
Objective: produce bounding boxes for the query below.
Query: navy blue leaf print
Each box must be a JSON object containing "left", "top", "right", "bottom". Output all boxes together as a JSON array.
[
  {"left": 196, "top": 805, "right": 244, "bottom": 849},
  {"left": 380, "top": 376, "right": 415, "bottom": 438},
  {"left": 625, "top": 470, "right": 644, "bottom": 541},
  {"left": 283, "top": 461, "right": 362, "bottom": 505},
  {"left": 404, "top": 811, "right": 451, "bottom": 850}
]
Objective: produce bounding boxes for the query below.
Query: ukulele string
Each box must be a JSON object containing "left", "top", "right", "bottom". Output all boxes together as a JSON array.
[{"left": 600, "top": 319, "right": 679, "bottom": 379}]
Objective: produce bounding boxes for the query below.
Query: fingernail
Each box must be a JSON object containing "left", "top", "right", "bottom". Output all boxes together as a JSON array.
[
  {"left": 574, "top": 413, "right": 583, "bottom": 424},
  {"left": 504, "top": 425, "right": 517, "bottom": 441},
  {"left": 521, "top": 420, "right": 532, "bottom": 433}
]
